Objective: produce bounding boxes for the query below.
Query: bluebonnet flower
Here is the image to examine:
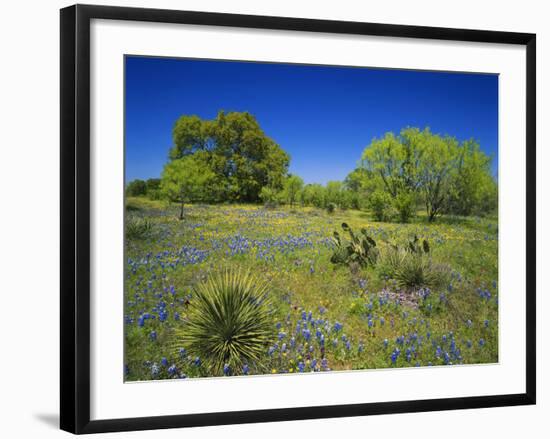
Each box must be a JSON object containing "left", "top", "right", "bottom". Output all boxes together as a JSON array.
[
  {"left": 383, "top": 339, "right": 389, "bottom": 348},
  {"left": 278, "top": 332, "right": 286, "bottom": 340},
  {"left": 298, "top": 361, "right": 305, "bottom": 372},
  {"left": 194, "top": 357, "right": 201, "bottom": 366},
  {"left": 303, "top": 329, "right": 311, "bottom": 341},
  {"left": 168, "top": 365, "right": 177, "bottom": 376},
  {"left": 151, "top": 363, "right": 160, "bottom": 377},
  {"left": 311, "top": 359, "right": 318, "bottom": 371},
  {"left": 466, "top": 340, "right": 473, "bottom": 348},
  {"left": 321, "top": 358, "right": 329, "bottom": 371},
  {"left": 379, "top": 317, "right": 385, "bottom": 326},
  {"left": 223, "top": 364, "right": 231, "bottom": 376},
  {"left": 149, "top": 330, "right": 157, "bottom": 341},
  {"left": 318, "top": 306, "right": 326, "bottom": 315},
  {"left": 358, "top": 342, "right": 364, "bottom": 353},
  {"left": 345, "top": 340, "right": 351, "bottom": 351},
  {"left": 391, "top": 348, "right": 400, "bottom": 364},
  {"left": 161, "top": 357, "right": 168, "bottom": 367},
  {"left": 276, "top": 322, "right": 282, "bottom": 330},
  {"left": 466, "top": 319, "right": 472, "bottom": 328},
  {"left": 479, "top": 338, "right": 486, "bottom": 347},
  {"left": 435, "top": 346, "right": 442, "bottom": 358},
  {"left": 242, "top": 364, "right": 249, "bottom": 375},
  {"left": 333, "top": 322, "right": 343, "bottom": 332},
  {"left": 179, "top": 347, "right": 187, "bottom": 358},
  {"left": 368, "top": 318, "right": 374, "bottom": 328},
  {"left": 174, "top": 312, "right": 180, "bottom": 321},
  {"left": 484, "top": 319, "right": 490, "bottom": 328},
  {"left": 124, "top": 364, "right": 129, "bottom": 376}
]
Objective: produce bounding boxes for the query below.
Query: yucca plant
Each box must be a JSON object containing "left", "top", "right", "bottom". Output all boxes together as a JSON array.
[
  {"left": 176, "top": 270, "right": 274, "bottom": 375},
  {"left": 379, "top": 249, "right": 449, "bottom": 290},
  {"left": 125, "top": 216, "right": 153, "bottom": 240}
]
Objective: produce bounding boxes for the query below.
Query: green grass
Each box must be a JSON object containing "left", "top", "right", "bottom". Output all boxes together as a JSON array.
[{"left": 124, "top": 197, "right": 498, "bottom": 380}]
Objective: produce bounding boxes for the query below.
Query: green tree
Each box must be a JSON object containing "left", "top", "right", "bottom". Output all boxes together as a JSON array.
[
  {"left": 361, "top": 132, "right": 408, "bottom": 198},
  {"left": 414, "top": 130, "right": 459, "bottom": 221},
  {"left": 283, "top": 175, "right": 304, "bottom": 206},
  {"left": 169, "top": 111, "right": 289, "bottom": 202},
  {"left": 447, "top": 139, "right": 496, "bottom": 216},
  {"left": 361, "top": 127, "right": 465, "bottom": 222},
  {"left": 126, "top": 179, "right": 147, "bottom": 197},
  {"left": 145, "top": 178, "right": 161, "bottom": 199},
  {"left": 160, "top": 152, "right": 217, "bottom": 219},
  {"left": 325, "top": 181, "right": 343, "bottom": 206},
  {"left": 300, "top": 184, "right": 326, "bottom": 208}
]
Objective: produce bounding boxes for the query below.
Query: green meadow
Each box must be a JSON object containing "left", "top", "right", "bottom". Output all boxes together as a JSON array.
[{"left": 124, "top": 197, "right": 498, "bottom": 380}]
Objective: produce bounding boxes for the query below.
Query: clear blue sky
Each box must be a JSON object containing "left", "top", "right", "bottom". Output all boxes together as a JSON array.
[{"left": 125, "top": 56, "right": 498, "bottom": 185}]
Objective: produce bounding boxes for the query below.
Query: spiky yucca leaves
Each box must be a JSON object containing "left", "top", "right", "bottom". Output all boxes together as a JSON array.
[
  {"left": 125, "top": 216, "right": 153, "bottom": 240},
  {"left": 379, "top": 249, "right": 449, "bottom": 290},
  {"left": 176, "top": 270, "right": 274, "bottom": 375}
]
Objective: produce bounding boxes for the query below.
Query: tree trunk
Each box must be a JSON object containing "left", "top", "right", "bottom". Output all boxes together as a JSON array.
[{"left": 179, "top": 200, "right": 185, "bottom": 220}]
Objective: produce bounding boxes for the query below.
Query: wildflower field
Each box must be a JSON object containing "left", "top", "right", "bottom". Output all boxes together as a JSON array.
[{"left": 124, "top": 197, "right": 498, "bottom": 381}]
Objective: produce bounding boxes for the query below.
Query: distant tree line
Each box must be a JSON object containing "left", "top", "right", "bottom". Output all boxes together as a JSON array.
[
  {"left": 126, "top": 112, "right": 497, "bottom": 222},
  {"left": 125, "top": 178, "right": 162, "bottom": 199}
]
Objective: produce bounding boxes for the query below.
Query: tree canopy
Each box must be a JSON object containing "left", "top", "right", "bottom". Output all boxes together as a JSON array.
[
  {"left": 168, "top": 111, "right": 290, "bottom": 202},
  {"left": 360, "top": 127, "right": 496, "bottom": 220},
  {"left": 161, "top": 152, "right": 218, "bottom": 219}
]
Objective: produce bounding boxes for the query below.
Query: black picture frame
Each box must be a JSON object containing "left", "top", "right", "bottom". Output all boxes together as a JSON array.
[{"left": 60, "top": 4, "right": 536, "bottom": 434}]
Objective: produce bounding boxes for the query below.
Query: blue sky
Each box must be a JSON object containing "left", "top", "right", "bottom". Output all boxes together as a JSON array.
[{"left": 125, "top": 56, "right": 498, "bottom": 185}]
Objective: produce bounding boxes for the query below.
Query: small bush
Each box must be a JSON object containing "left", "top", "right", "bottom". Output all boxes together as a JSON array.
[
  {"left": 393, "top": 191, "right": 416, "bottom": 223},
  {"left": 368, "top": 190, "right": 393, "bottom": 221},
  {"left": 379, "top": 249, "right": 449, "bottom": 290},
  {"left": 326, "top": 202, "right": 337, "bottom": 214},
  {"left": 260, "top": 186, "right": 282, "bottom": 208},
  {"left": 176, "top": 270, "right": 274, "bottom": 375},
  {"left": 125, "top": 217, "right": 152, "bottom": 240}
]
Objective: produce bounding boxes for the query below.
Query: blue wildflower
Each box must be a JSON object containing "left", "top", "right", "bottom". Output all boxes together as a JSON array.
[{"left": 223, "top": 364, "right": 231, "bottom": 376}]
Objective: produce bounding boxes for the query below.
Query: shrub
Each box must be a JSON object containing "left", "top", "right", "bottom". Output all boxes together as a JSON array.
[
  {"left": 379, "top": 250, "right": 449, "bottom": 291},
  {"left": 125, "top": 217, "right": 152, "bottom": 240},
  {"left": 176, "top": 270, "right": 274, "bottom": 375},
  {"left": 260, "top": 186, "right": 281, "bottom": 208},
  {"left": 326, "top": 202, "right": 337, "bottom": 214},
  {"left": 330, "top": 223, "right": 379, "bottom": 268},
  {"left": 368, "top": 190, "right": 393, "bottom": 221},
  {"left": 393, "top": 191, "right": 416, "bottom": 223},
  {"left": 393, "top": 254, "right": 447, "bottom": 290}
]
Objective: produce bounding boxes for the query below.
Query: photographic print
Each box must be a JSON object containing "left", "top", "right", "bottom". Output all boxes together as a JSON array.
[{"left": 124, "top": 56, "right": 499, "bottom": 381}]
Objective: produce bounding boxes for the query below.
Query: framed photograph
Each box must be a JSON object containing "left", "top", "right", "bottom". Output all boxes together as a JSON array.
[{"left": 60, "top": 4, "right": 536, "bottom": 434}]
